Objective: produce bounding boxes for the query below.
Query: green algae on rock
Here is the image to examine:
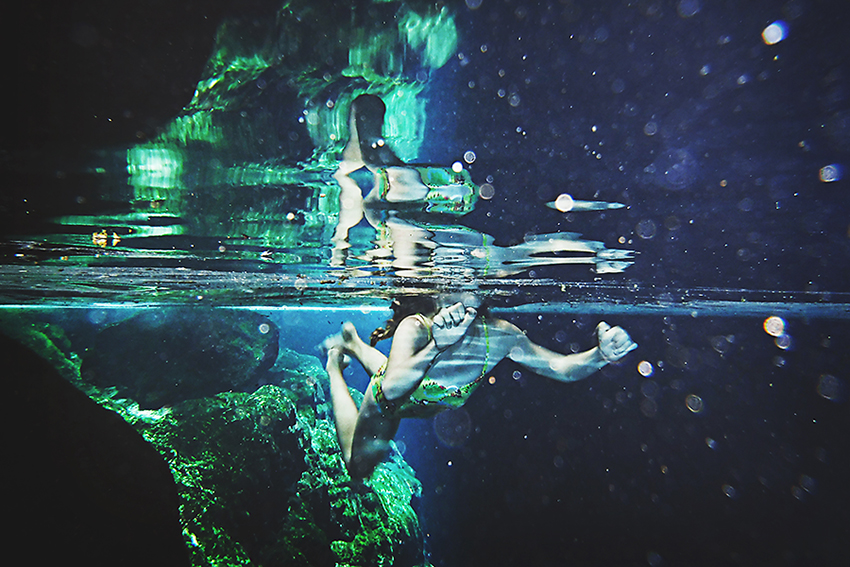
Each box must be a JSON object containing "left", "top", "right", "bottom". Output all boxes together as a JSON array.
[{"left": 1, "top": 312, "right": 429, "bottom": 566}]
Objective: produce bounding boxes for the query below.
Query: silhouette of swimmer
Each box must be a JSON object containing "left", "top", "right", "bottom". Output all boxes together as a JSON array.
[
  {"left": 332, "top": 94, "right": 478, "bottom": 266},
  {"left": 322, "top": 294, "right": 638, "bottom": 480}
]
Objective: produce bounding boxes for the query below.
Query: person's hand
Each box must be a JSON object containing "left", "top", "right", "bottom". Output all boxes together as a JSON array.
[
  {"left": 432, "top": 302, "right": 477, "bottom": 351},
  {"left": 597, "top": 322, "right": 638, "bottom": 363}
]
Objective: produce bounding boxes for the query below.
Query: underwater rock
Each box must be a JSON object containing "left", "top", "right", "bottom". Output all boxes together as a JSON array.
[
  {"left": 134, "top": 380, "right": 426, "bottom": 567},
  {"left": 80, "top": 309, "right": 279, "bottom": 408},
  {"left": 4, "top": 316, "right": 427, "bottom": 567},
  {"left": 1, "top": 332, "right": 190, "bottom": 565}
]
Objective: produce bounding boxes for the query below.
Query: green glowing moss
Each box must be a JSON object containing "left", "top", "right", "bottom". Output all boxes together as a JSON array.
[
  {"left": 159, "top": 113, "right": 224, "bottom": 147},
  {"left": 4, "top": 315, "right": 430, "bottom": 566},
  {"left": 144, "top": 0, "right": 459, "bottom": 164},
  {"left": 127, "top": 146, "right": 185, "bottom": 193},
  {"left": 399, "top": 7, "right": 458, "bottom": 69},
  {"left": 0, "top": 312, "right": 81, "bottom": 384}
]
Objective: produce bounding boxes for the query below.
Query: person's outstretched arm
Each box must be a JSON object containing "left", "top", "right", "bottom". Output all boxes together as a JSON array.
[{"left": 500, "top": 319, "right": 637, "bottom": 383}]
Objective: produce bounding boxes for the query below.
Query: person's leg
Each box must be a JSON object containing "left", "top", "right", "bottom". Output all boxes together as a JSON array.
[{"left": 326, "top": 347, "right": 358, "bottom": 463}]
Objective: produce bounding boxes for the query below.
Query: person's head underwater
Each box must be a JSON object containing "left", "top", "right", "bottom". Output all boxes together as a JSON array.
[
  {"left": 349, "top": 94, "right": 403, "bottom": 166},
  {"left": 369, "top": 293, "right": 485, "bottom": 346}
]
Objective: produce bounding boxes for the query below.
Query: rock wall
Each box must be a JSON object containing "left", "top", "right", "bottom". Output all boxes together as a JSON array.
[{"left": 1, "top": 310, "right": 428, "bottom": 567}]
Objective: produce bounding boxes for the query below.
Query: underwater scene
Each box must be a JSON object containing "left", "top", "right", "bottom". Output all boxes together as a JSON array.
[{"left": 2, "top": 1, "right": 848, "bottom": 566}]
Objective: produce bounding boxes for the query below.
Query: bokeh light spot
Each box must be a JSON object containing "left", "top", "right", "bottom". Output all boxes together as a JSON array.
[
  {"left": 636, "top": 219, "right": 658, "bottom": 240},
  {"left": 677, "top": 0, "right": 701, "bottom": 18},
  {"left": 434, "top": 408, "right": 472, "bottom": 448},
  {"left": 819, "top": 164, "right": 842, "bottom": 182},
  {"left": 762, "top": 21, "right": 788, "bottom": 45},
  {"left": 774, "top": 334, "right": 793, "bottom": 350},
  {"left": 763, "top": 316, "right": 785, "bottom": 337},
  {"left": 817, "top": 374, "right": 846, "bottom": 402},
  {"left": 685, "top": 394, "right": 704, "bottom": 413},
  {"left": 478, "top": 183, "right": 495, "bottom": 200},
  {"left": 554, "top": 193, "right": 575, "bottom": 212}
]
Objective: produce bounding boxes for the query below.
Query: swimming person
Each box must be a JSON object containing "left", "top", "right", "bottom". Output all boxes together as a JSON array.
[
  {"left": 331, "top": 94, "right": 478, "bottom": 267},
  {"left": 323, "top": 295, "right": 638, "bottom": 480}
]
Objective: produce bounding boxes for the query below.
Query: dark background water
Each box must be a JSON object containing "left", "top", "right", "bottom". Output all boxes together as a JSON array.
[{"left": 4, "top": 0, "right": 850, "bottom": 565}]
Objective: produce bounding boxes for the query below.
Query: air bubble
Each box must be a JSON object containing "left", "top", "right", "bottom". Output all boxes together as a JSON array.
[
  {"left": 640, "top": 380, "right": 659, "bottom": 398},
  {"left": 640, "top": 397, "right": 658, "bottom": 418},
  {"left": 636, "top": 219, "right": 657, "bottom": 240},
  {"left": 799, "top": 474, "right": 817, "bottom": 494},
  {"left": 819, "top": 164, "right": 842, "bottom": 182},
  {"left": 258, "top": 323, "right": 270, "bottom": 335},
  {"left": 817, "top": 374, "right": 846, "bottom": 401},
  {"left": 463, "top": 151, "right": 477, "bottom": 164},
  {"left": 478, "top": 183, "right": 495, "bottom": 200},
  {"left": 638, "top": 360, "right": 654, "bottom": 377},
  {"left": 677, "top": 0, "right": 701, "bottom": 18},
  {"left": 685, "top": 394, "right": 704, "bottom": 413},
  {"left": 762, "top": 21, "right": 788, "bottom": 45},
  {"left": 554, "top": 193, "right": 575, "bottom": 212},
  {"left": 763, "top": 316, "right": 785, "bottom": 337},
  {"left": 774, "top": 334, "right": 792, "bottom": 350},
  {"left": 611, "top": 78, "right": 625, "bottom": 94}
]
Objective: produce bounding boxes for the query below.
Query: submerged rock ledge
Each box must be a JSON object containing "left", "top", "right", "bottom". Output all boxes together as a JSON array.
[{"left": 1, "top": 311, "right": 428, "bottom": 567}]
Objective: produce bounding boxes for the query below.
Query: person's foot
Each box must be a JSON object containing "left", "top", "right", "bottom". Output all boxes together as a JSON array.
[
  {"left": 325, "top": 345, "right": 350, "bottom": 372},
  {"left": 317, "top": 322, "right": 361, "bottom": 358},
  {"left": 339, "top": 321, "right": 362, "bottom": 350}
]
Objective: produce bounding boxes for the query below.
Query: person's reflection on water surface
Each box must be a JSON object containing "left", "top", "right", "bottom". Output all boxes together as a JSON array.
[
  {"left": 331, "top": 94, "right": 478, "bottom": 267},
  {"left": 323, "top": 294, "right": 637, "bottom": 481},
  {"left": 330, "top": 94, "right": 635, "bottom": 277}
]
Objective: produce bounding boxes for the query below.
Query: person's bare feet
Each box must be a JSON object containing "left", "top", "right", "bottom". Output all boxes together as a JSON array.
[
  {"left": 319, "top": 322, "right": 361, "bottom": 361},
  {"left": 325, "top": 345, "right": 349, "bottom": 372}
]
